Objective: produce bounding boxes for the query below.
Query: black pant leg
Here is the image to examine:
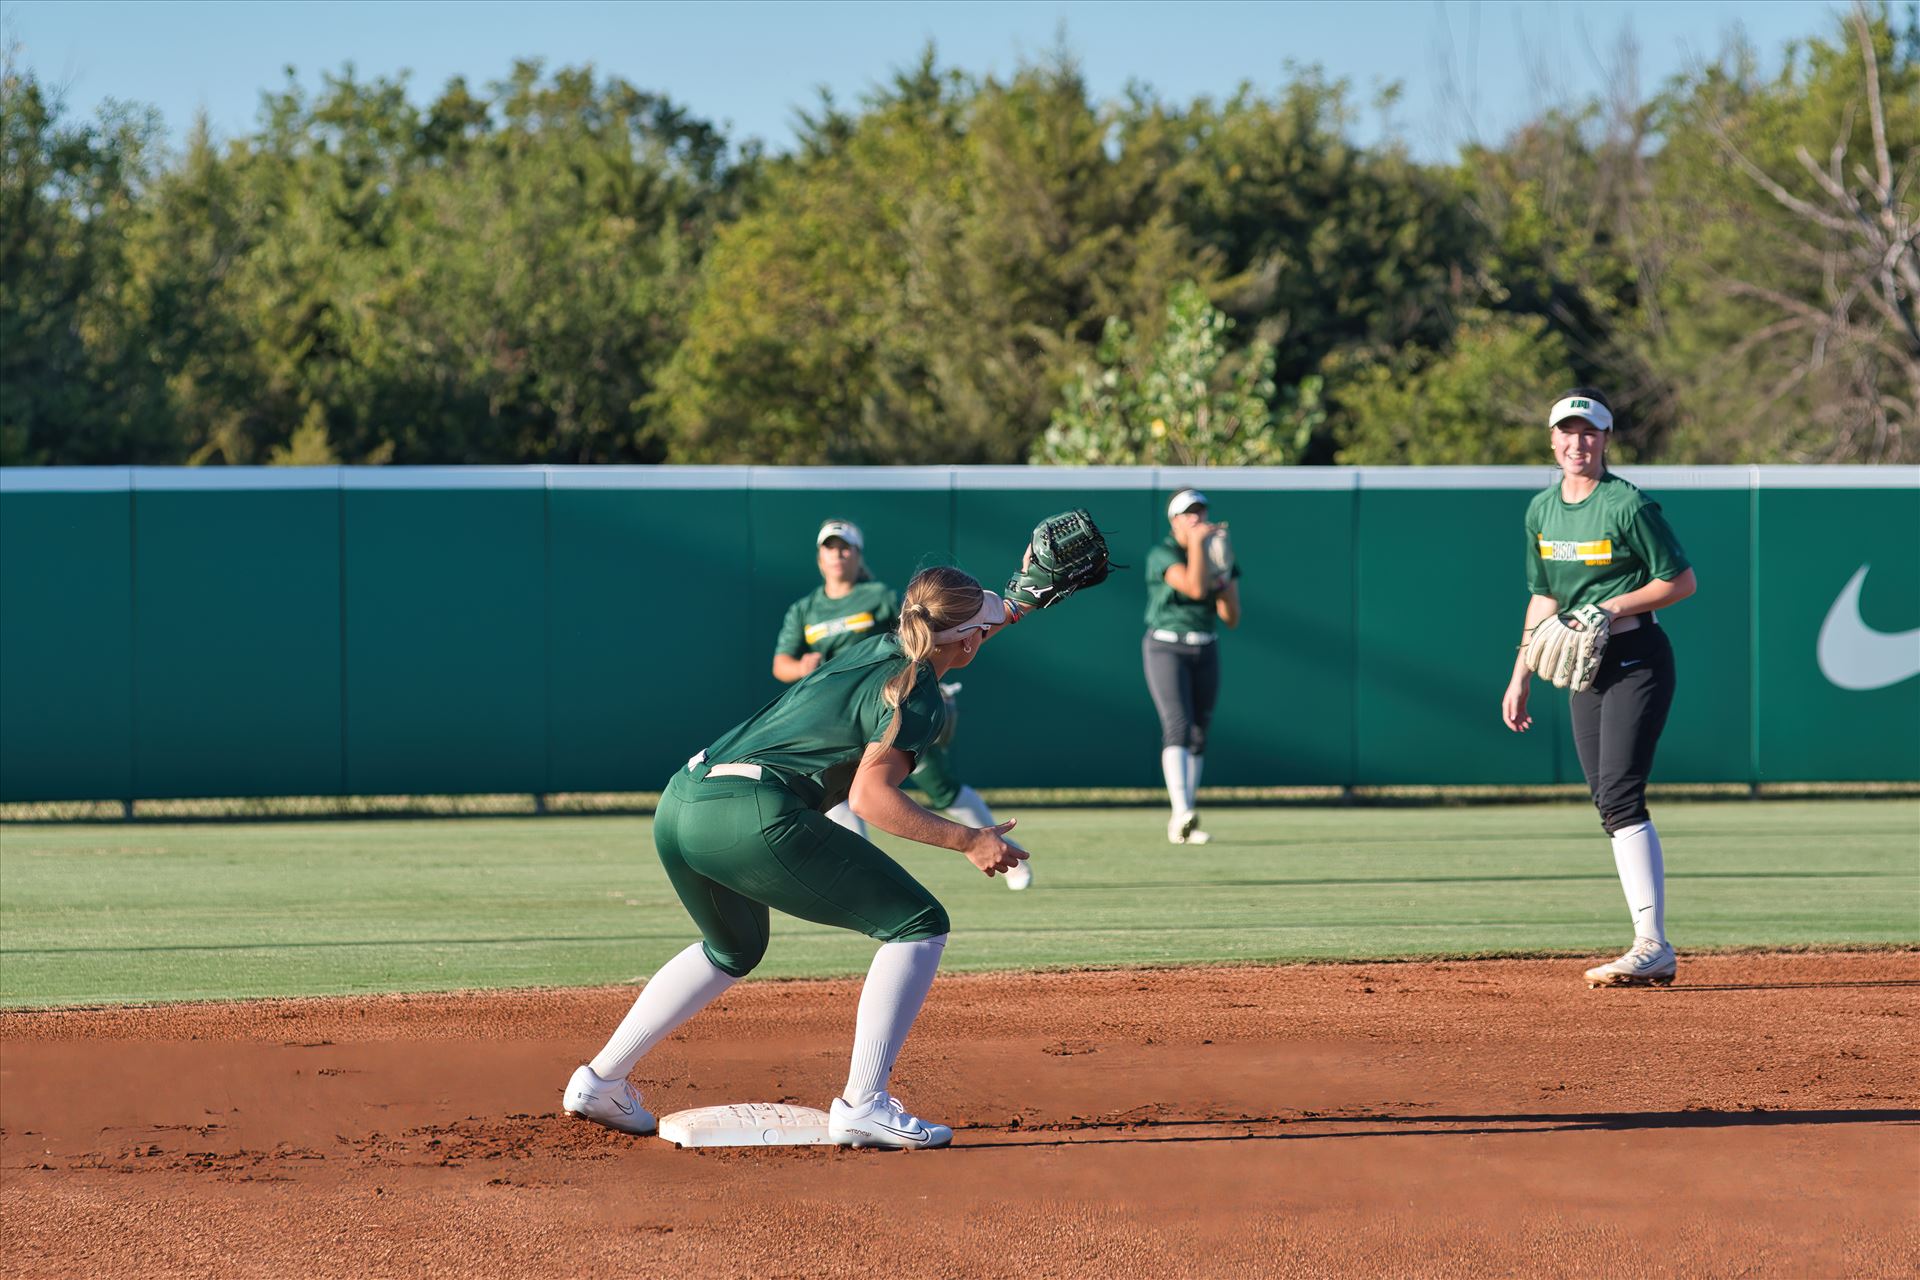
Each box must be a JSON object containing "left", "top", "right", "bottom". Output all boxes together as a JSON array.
[
  {"left": 1143, "top": 635, "right": 1194, "bottom": 750},
  {"left": 1591, "top": 628, "right": 1676, "bottom": 833},
  {"left": 1188, "top": 644, "right": 1221, "bottom": 756},
  {"left": 1570, "top": 626, "right": 1677, "bottom": 834}
]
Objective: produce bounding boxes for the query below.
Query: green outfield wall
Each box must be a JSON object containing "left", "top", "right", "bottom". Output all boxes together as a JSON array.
[{"left": 2, "top": 466, "right": 1915, "bottom": 801}]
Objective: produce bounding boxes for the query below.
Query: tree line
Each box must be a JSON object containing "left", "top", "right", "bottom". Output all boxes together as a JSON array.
[{"left": 2, "top": 6, "right": 1914, "bottom": 468}]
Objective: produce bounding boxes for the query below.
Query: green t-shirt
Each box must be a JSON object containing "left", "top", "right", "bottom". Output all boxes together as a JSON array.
[
  {"left": 1144, "top": 537, "right": 1240, "bottom": 634},
  {"left": 1524, "top": 472, "right": 1691, "bottom": 611},
  {"left": 774, "top": 580, "right": 900, "bottom": 660},
  {"left": 703, "top": 633, "right": 946, "bottom": 811}
]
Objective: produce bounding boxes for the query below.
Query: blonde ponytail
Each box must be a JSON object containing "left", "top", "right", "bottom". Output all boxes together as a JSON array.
[{"left": 878, "top": 567, "right": 983, "bottom": 751}]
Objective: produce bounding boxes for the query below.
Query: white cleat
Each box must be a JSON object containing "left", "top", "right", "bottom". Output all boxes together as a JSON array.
[
  {"left": 562, "top": 1064, "right": 658, "bottom": 1135},
  {"left": 1003, "top": 859, "right": 1032, "bottom": 891},
  {"left": 829, "top": 1090, "right": 953, "bottom": 1150},
  {"left": 1584, "top": 938, "right": 1677, "bottom": 988},
  {"left": 1169, "top": 812, "right": 1210, "bottom": 845}
]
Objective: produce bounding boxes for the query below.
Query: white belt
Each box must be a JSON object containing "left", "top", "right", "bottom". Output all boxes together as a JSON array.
[
  {"left": 1151, "top": 629, "right": 1216, "bottom": 646},
  {"left": 686, "top": 750, "right": 764, "bottom": 782}
]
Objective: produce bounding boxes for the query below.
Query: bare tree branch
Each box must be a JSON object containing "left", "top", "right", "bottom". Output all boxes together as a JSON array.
[
  {"left": 1851, "top": 2, "right": 1895, "bottom": 202},
  {"left": 1709, "top": 109, "right": 1855, "bottom": 232}
]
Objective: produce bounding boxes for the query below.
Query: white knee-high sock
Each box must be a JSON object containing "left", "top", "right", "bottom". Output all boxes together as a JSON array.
[
  {"left": 1610, "top": 820, "right": 1667, "bottom": 944},
  {"left": 826, "top": 802, "right": 868, "bottom": 838},
  {"left": 1187, "top": 752, "right": 1204, "bottom": 802},
  {"left": 1161, "top": 746, "right": 1193, "bottom": 814},
  {"left": 943, "top": 785, "right": 994, "bottom": 828},
  {"left": 589, "top": 942, "right": 737, "bottom": 1082},
  {"left": 842, "top": 935, "right": 947, "bottom": 1103}
]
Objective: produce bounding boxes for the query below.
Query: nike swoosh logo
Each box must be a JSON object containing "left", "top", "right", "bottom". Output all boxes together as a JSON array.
[
  {"left": 1817, "top": 565, "right": 1920, "bottom": 691},
  {"left": 608, "top": 1095, "right": 633, "bottom": 1115},
  {"left": 872, "top": 1119, "right": 927, "bottom": 1140},
  {"left": 1619, "top": 659, "right": 1642, "bottom": 669}
]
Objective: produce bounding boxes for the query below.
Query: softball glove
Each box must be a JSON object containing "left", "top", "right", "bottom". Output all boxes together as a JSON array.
[
  {"left": 1005, "top": 508, "right": 1115, "bottom": 611},
  {"left": 1204, "top": 524, "right": 1235, "bottom": 589},
  {"left": 1522, "top": 604, "right": 1611, "bottom": 692}
]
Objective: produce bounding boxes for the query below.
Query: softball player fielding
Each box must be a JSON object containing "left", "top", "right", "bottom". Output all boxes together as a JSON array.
[
  {"left": 1501, "top": 388, "right": 1698, "bottom": 988},
  {"left": 1144, "top": 489, "right": 1242, "bottom": 844},
  {"left": 565, "top": 566, "right": 1025, "bottom": 1149}
]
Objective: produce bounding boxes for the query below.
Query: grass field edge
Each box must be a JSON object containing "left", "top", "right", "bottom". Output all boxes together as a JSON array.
[{"left": 5, "top": 942, "right": 1915, "bottom": 1014}]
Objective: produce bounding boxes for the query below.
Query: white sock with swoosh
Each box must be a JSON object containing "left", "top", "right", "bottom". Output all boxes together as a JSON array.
[
  {"left": 843, "top": 934, "right": 948, "bottom": 1103},
  {"left": 589, "top": 942, "right": 737, "bottom": 1082},
  {"left": 1610, "top": 821, "right": 1667, "bottom": 945}
]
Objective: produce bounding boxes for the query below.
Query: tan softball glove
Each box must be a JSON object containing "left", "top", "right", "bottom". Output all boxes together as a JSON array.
[{"left": 1522, "top": 604, "right": 1611, "bottom": 693}]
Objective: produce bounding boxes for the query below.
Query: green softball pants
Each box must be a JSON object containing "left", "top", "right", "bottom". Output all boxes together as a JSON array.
[{"left": 654, "top": 770, "right": 950, "bottom": 978}]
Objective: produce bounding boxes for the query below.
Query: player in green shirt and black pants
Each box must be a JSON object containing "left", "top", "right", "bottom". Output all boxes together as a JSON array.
[
  {"left": 1144, "top": 489, "right": 1242, "bottom": 845},
  {"left": 1502, "top": 389, "right": 1699, "bottom": 988},
  {"left": 773, "top": 519, "right": 1029, "bottom": 890},
  {"left": 563, "top": 566, "right": 1027, "bottom": 1149}
]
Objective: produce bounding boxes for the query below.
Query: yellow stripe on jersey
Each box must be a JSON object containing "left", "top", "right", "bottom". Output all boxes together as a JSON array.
[
  {"left": 1537, "top": 537, "right": 1614, "bottom": 566},
  {"left": 804, "top": 612, "right": 877, "bottom": 645}
]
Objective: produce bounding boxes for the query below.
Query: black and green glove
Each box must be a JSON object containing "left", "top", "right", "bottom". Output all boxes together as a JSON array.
[{"left": 1005, "top": 509, "right": 1115, "bottom": 611}]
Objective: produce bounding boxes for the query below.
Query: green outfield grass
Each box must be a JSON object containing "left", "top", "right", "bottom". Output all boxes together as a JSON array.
[{"left": 1, "top": 800, "right": 1914, "bottom": 1008}]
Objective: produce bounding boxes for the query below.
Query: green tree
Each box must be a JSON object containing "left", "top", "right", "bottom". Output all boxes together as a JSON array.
[
  {"left": 655, "top": 49, "right": 1202, "bottom": 463},
  {"left": 1140, "top": 76, "right": 1488, "bottom": 460},
  {"left": 115, "top": 62, "right": 745, "bottom": 465},
  {"left": 1033, "top": 280, "right": 1318, "bottom": 465},
  {"left": 1330, "top": 310, "right": 1573, "bottom": 464},
  {"left": 1633, "top": 4, "right": 1919, "bottom": 462},
  {"left": 0, "top": 52, "right": 174, "bottom": 464}
]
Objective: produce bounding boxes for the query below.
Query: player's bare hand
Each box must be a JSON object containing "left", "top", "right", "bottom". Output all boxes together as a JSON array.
[
  {"left": 1501, "top": 680, "right": 1532, "bottom": 732},
  {"left": 962, "top": 819, "right": 1025, "bottom": 876},
  {"left": 799, "top": 652, "right": 825, "bottom": 676}
]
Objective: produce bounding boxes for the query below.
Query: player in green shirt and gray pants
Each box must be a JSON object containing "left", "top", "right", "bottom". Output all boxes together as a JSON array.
[
  {"left": 1144, "top": 489, "right": 1242, "bottom": 845},
  {"left": 563, "top": 566, "right": 1026, "bottom": 1149},
  {"left": 1502, "top": 388, "right": 1699, "bottom": 988},
  {"left": 774, "top": 518, "right": 1030, "bottom": 890}
]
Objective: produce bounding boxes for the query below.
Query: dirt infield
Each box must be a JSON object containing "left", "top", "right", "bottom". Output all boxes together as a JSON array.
[{"left": 4, "top": 952, "right": 1916, "bottom": 1278}]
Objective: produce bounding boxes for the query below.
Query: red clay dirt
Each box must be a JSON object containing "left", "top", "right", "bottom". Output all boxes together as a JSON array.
[{"left": 3, "top": 952, "right": 1917, "bottom": 1278}]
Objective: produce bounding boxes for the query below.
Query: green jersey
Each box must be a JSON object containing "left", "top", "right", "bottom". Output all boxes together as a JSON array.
[
  {"left": 1144, "top": 537, "right": 1240, "bottom": 634},
  {"left": 703, "top": 633, "right": 946, "bottom": 811},
  {"left": 1524, "top": 472, "right": 1690, "bottom": 611},
  {"left": 774, "top": 580, "right": 900, "bottom": 660}
]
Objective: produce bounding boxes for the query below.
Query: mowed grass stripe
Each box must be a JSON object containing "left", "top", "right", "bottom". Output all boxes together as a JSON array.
[{"left": 0, "top": 800, "right": 1913, "bottom": 1006}]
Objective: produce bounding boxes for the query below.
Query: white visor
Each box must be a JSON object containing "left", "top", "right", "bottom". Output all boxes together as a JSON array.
[
  {"left": 932, "top": 590, "right": 1009, "bottom": 644},
  {"left": 1548, "top": 396, "right": 1613, "bottom": 431},
  {"left": 816, "top": 519, "right": 864, "bottom": 549},
  {"left": 1167, "top": 488, "right": 1209, "bottom": 518}
]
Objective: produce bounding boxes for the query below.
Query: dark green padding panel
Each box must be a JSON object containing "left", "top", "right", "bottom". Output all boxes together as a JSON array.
[
  {"left": 547, "top": 486, "right": 755, "bottom": 792},
  {"left": 0, "top": 492, "right": 132, "bottom": 801},
  {"left": 342, "top": 487, "right": 547, "bottom": 795},
  {"left": 134, "top": 489, "right": 343, "bottom": 798},
  {"left": 1354, "top": 487, "right": 1564, "bottom": 785},
  {"left": 1755, "top": 487, "right": 1919, "bottom": 781},
  {"left": 3, "top": 470, "right": 1916, "bottom": 802}
]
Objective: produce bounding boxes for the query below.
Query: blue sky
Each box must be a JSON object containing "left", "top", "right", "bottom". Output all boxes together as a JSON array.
[{"left": 9, "top": 1, "right": 1842, "bottom": 160}]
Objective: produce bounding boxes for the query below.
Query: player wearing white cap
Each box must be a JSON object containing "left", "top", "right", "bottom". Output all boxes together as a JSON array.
[
  {"left": 1143, "top": 489, "right": 1241, "bottom": 844},
  {"left": 772, "top": 519, "right": 1030, "bottom": 890},
  {"left": 1501, "top": 388, "right": 1699, "bottom": 988}
]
